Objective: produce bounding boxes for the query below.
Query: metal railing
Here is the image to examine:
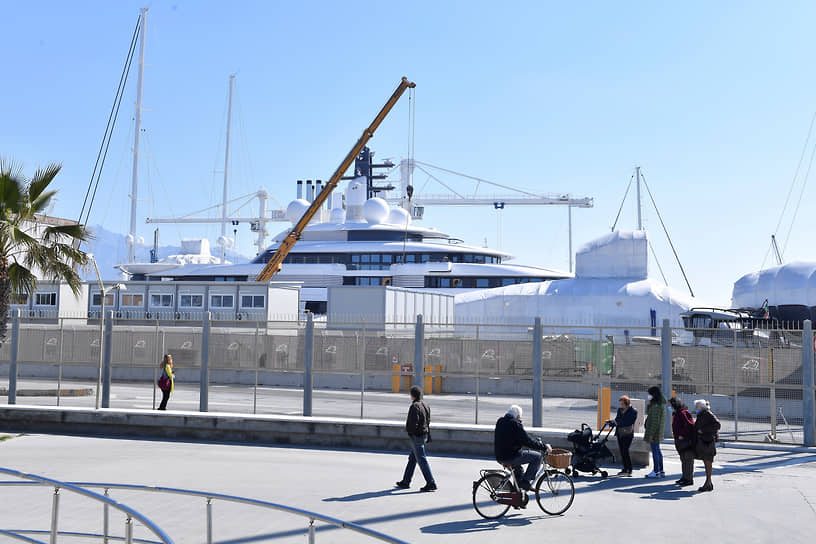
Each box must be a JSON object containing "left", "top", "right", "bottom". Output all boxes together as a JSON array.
[
  {"left": 0, "top": 477, "right": 409, "bottom": 544},
  {"left": 0, "top": 467, "right": 172, "bottom": 544}
]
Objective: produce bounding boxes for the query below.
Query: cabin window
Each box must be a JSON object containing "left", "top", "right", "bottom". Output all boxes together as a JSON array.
[
  {"left": 180, "top": 294, "right": 203, "bottom": 308},
  {"left": 91, "top": 293, "right": 115, "bottom": 307},
  {"left": 121, "top": 294, "right": 144, "bottom": 307},
  {"left": 35, "top": 293, "right": 57, "bottom": 306},
  {"left": 210, "top": 294, "right": 234, "bottom": 308},
  {"left": 241, "top": 295, "right": 265, "bottom": 308},
  {"left": 150, "top": 294, "right": 174, "bottom": 307},
  {"left": 11, "top": 293, "right": 28, "bottom": 305}
]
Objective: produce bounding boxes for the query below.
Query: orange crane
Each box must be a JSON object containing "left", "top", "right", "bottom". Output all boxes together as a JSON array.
[{"left": 255, "top": 76, "right": 416, "bottom": 282}]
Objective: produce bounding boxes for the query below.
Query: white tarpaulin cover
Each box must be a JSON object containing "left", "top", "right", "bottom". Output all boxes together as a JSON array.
[
  {"left": 455, "top": 230, "right": 696, "bottom": 328},
  {"left": 732, "top": 261, "right": 816, "bottom": 308}
]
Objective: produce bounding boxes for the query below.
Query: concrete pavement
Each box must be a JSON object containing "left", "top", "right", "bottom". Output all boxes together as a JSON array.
[{"left": 0, "top": 433, "right": 814, "bottom": 543}]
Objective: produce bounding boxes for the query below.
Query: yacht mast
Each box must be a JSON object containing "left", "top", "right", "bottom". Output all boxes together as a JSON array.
[
  {"left": 128, "top": 7, "right": 148, "bottom": 264},
  {"left": 221, "top": 74, "right": 236, "bottom": 262},
  {"left": 635, "top": 165, "right": 642, "bottom": 230}
]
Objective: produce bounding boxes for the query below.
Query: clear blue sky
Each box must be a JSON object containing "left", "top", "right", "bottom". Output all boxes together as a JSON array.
[{"left": 3, "top": 1, "right": 816, "bottom": 305}]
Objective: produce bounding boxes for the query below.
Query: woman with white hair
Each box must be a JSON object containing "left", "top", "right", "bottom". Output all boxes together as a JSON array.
[{"left": 693, "top": 399, "right": 721, "bottom": 492}]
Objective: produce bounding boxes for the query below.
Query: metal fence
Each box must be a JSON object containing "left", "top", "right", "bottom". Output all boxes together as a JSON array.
[{"left": 2, "top": 312, "right": 814, "bottom": 445}]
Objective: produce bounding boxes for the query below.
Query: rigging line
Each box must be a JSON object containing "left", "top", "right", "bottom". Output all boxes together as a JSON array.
[
  {"left": 413, "top": 160, "right": 540, "bottom": 197},
  {"left": 97, "top": 120, "right": 134, "bottom": 228},
  {"left": 143, "top": 133, "right": 183, "bottom": 243},
  {"left": 414, "top": 165, "right": 467, "bottom": 199},
  {"left": 159, "top": 191, "right": 262, "bottom": 219},
  {"left": 648, "top": 239, "right": 668, "bottom": 286},
  {"left": 773, "top": 111, "right": 816, "bottom": 237},
  {"left": 640, "top": 172, "right": 695, "bottom": 298},
  {"left": 782, "top": 131, "right": 816, "bottom": 257},
  {"left": 411, "top": 87, "right": 416, "bottom": 166},
  {"left": 78, "top": 13, "right": 141, "bottom": 226},
  {"left": 611, "top": 171, "right": 635, "bottom": 231}
]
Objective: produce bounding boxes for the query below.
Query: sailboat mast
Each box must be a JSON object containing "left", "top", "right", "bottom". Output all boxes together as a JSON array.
[
  {"left": 221, "top": 74, "right": 235, "bottom": 262},
  {"left": 128, "top": 7, "right": 148, "bottom": 264},
  {"left": 635, "top": 165, "right": 642, "bottom": 230}
]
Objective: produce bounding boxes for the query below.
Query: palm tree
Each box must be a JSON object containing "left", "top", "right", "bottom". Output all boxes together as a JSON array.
[{"left": 0, "top": 158, "right": 90, "bottom": 341}]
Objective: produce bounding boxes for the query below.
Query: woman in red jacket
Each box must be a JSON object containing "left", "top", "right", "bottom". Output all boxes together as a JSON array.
[{"left": 670, "top": 397, "right": 695, "bottom": 486}]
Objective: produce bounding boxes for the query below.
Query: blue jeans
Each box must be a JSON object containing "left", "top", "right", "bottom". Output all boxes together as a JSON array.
[
  {"left": 506, "top": 449, "right": 542, "bottom": 485},
  {"left": 650, "top": 441, "right": 664, "bottom": 472},
  {"left": 401, "top": 434, "right": 435, "bottom": 485}
]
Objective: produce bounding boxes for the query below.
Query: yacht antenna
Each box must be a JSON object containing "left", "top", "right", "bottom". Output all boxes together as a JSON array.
[
  {"left": 771, "top": 234, "right": 783, "bottom": 265},
  {"left": 221, "top": 74, "right": 236, "bottom": 262},
  {"left": 128, "top": 7, "right": 148, "bottom": 264}
]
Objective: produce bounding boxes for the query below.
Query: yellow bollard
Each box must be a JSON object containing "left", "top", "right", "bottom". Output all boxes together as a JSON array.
[
  {"left": 597, "top": 387, "right": 611, "bottom": 430},
  {"left": 424, "top": 365, "right": 433, "bottom": 395},
  {"left": 434, "top": 364, "right": 442, "bottom": 393},
  {"left": 392, "top": 364, "right": 401, "bottom": 393}
]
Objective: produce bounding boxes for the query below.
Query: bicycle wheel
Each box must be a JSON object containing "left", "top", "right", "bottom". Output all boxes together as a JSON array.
[
  {"left": 472, "top": 473, "right": 512, "bottom": 519},
  {"left": 535, "top": 470, "right": 575, "bottom": 515}
]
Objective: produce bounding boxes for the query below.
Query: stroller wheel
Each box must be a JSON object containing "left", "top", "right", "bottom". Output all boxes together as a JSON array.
[
  {"left": 600, "top": 470, "right": 608, "bottom": 478},
  {"left": 564, "top": 468, "right": 571, "bottom": 476}
]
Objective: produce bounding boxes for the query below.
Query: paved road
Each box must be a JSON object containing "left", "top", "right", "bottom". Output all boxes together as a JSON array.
[{"left": 0, "top": 433, "right": 814, "bottom": 543}]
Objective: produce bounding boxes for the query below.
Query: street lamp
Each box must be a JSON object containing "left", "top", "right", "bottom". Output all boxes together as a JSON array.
[{"left": 87, "top": 254, "right": 126, "bottom": 409}]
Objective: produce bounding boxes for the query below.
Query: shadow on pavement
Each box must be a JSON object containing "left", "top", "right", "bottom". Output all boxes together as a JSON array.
[
  {"left": 421, "top": 514, "right": 543, "bottom": 534},
  {"left": 324, "top": 488, "right": 401, "bottom": 502},
  {"left": 612, "top": 483, "right": 696, "bottom": 500}
]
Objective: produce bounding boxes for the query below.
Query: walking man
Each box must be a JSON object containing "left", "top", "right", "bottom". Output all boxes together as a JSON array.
[{"left": 395, "top": 386, "right": 437, "bottom": 492}]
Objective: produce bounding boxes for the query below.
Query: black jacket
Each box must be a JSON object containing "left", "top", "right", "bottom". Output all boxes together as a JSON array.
[
  {"left": 406, "top": 400, "right": 430, "bottom": 436},
  {"left": 494, "top": 414, "right": 540, "bottom": 462}
]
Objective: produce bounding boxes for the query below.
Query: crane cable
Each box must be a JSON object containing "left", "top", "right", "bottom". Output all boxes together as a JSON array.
[
  {"left": 77, "top": 12, "right": 142, "bottom": 228},
  {"left": 610, "top": 171, "right": 636, "bottom": 231},
  {"left": 640, "top": 172, "right": 695, "bottom": 298},
  {"left": 401, "top": 86, "right": 416, "bottom": 262}
]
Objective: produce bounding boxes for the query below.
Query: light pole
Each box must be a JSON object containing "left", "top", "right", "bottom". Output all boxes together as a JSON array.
[{"left": 88, "top": 254, "right": 125, "bottom": 409}]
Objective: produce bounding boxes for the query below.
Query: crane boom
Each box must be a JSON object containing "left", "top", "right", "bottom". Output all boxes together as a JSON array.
[{"left": 255, "top": 77, "right": 416, "bottom": 282}]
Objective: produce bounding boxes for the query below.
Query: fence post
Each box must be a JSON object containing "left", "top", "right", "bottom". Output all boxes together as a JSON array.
[
  {"left": 200, "top": 312, "right": 211, "bottom": 412},
  {"left": 101, "top": 311, "right": 113, "bottom": 408},
  {"left": 803, "top": 320, "right": 815, "bottom": 446},
  {"left": 532, "top": 317, "right": 543, "bottom": 427},
  {"left": 49, "top": 486, "right": 60, "bottom": 544},
  {"left": 661, "top": 319, "right": 672, "bottom": 439},
  {"left": 8, "top": 309, "right": 19, "bottom": 404},
  {"left": 414, "top": 314, "right": 424, "bottom": 391},
  {"left": 303, "top": 312, "right": 314, "bottom": 416}
]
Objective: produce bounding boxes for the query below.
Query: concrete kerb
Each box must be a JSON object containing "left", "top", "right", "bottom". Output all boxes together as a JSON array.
[
  {"left": 0, "top": 388, "right": 93, "bottom": 397},
  {"left": 0, "top": 406, "right": 653, "bottom": 466}
]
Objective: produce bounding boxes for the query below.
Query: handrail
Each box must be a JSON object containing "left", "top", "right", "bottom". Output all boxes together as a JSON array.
[
  {"left": 0, "top": 480, "right": 410, "bottom": 544},
  {"left": 0, "top": 468, "right": 173, "bottom": 544}
]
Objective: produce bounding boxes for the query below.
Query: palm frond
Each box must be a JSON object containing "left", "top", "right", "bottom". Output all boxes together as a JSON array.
[{"left": 28, "top": 162, "right": 61, "bottom": 202}]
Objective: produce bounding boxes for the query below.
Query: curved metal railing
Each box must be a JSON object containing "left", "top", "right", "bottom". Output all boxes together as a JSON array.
[
  {"left": 0, "top": 467, "right": 173, "bottom": 544},
  {"left": 0, "top": 477, "right": 410, "bottom": 544}
]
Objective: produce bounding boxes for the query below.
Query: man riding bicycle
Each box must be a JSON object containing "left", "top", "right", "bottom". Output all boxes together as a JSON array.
[{"left": 494, "top": 405, "right": 551, "bottom": 491}]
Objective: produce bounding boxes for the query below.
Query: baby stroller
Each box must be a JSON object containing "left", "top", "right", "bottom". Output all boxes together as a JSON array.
[{"left": 565, "top": 422, "right": 615, "bottom": 478}]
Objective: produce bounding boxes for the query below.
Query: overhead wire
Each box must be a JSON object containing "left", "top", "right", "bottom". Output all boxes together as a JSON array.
[
  {"left": 610, "top": 171, "right": 635, "bottom": 231},
  {"left": 78, "top": 12, "right": 142, "bottom": 227},
  {"left": 640, "top": 172, "right": 695, "bottom": 298},
  {"left": 781, "top": 127, "right": 816, "bottom": 257}
]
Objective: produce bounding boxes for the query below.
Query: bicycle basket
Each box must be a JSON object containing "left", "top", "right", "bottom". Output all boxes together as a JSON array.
[{"left": 546, "top": 448, "right": 572, "bottom": 469}]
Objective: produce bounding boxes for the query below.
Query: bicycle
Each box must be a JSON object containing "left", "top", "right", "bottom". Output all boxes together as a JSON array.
[{"left": 472, "top": 447, "right": 575, "bottom": 519}]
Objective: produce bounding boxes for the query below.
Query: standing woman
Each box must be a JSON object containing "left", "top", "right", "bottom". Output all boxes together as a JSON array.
[
  {"left": 694, "top": 399, "right": 721, "bottom": 492},
  {"left": 157, "top": 354, "right": 174, "bottom": 411},
  {"left": 643, "top": 385, "right": 666, "bottom": 478},
  {"left": 670, "top": 397, "right": 695, "bottom": 486},
  {"left": 607, "top": 395, "right": 637, "bottom": 476}
]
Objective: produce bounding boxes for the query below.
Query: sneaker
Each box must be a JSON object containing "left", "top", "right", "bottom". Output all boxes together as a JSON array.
[
  {"left": 395, "top": 481, "right": 409, "bottom": 489},
  {"left": 420, "top": 483, "right": 437, "bottom": 492},
  {"left": 678, "top": 480, "right": 694, "bottom": 487},
  {"left": 617, "top": 470, "right": 632, "bottom": 477},
  {"left": 645, "top": 470, "right": 659, "bottom": 478},
  {"left": 658, "top": 471, "right": 666, "bottom": 478}
]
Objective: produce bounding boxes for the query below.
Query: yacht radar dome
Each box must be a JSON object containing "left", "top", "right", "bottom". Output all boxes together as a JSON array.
[
  {"left": 363, "top": 197, "right": 390, "bottom": 224},
  {"left": 286, "top": 199, "right": 311, "bottom": 224},
  {"left": 387, "top": 206, "right": 411, "bottom": 226},
  {"left": 330, "top": 207, "right": 346, "bottom": 223}
]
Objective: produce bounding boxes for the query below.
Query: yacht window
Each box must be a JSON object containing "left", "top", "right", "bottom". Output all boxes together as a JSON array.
[
  {"left": 361, "top": 254, "right": 371, "bottom": 264},
  {"left": 91, "top": 293, "right": 115, "bottom": 307},
  {"left": 180, "top": 294, "right": 203, "bottom": 308},
  {"left": 502, "top": 278, "right": 515, "bottom": 287},
  {"left": 351, "top": 255, "right": 360, "bottom": 263},
  {"left": 475, "top": 279, "right": 489, "bottom": 288},
  {"left": 473, "top": 255, "right": 486, "bottom": 264},
  {"left": 241, "top": 295, "right": 265, "bottom": 308},
  {"left": 121, "top": 294, "right": 144, "bottom": 307},
  {"left": 382, "top": 254, "right": 393, "bottom": 264},
  {"left": 150, "top": 294, "right": 174, "bottom": 307},
  {"left": 35, "top": 293, "right": 57, "bottom": 306},
  {"left": 405, "top": 254, "right": 416, "bottom": 263},
  {"left": 11, "top": 293, "right": 28, "bottom": 305},
  {"left": 210, "top": 294, "right": 234, "bottom": 308}
]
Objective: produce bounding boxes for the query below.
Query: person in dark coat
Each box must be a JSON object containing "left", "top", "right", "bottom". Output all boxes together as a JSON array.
[
  {"left": 395, "top": 386, "right": 436, "bottom": 492},
  {"left": 670, "top": 397, "right": 695, "bottom": 486},
  {"left": 694, "top": 399, "right": 721, "bottom": 492},
  {"left": 494, "top": 405, "right": 550, "bottom": 491},
  {"left": 607, "top": 395, "right": 637, "bottom": 476}
]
